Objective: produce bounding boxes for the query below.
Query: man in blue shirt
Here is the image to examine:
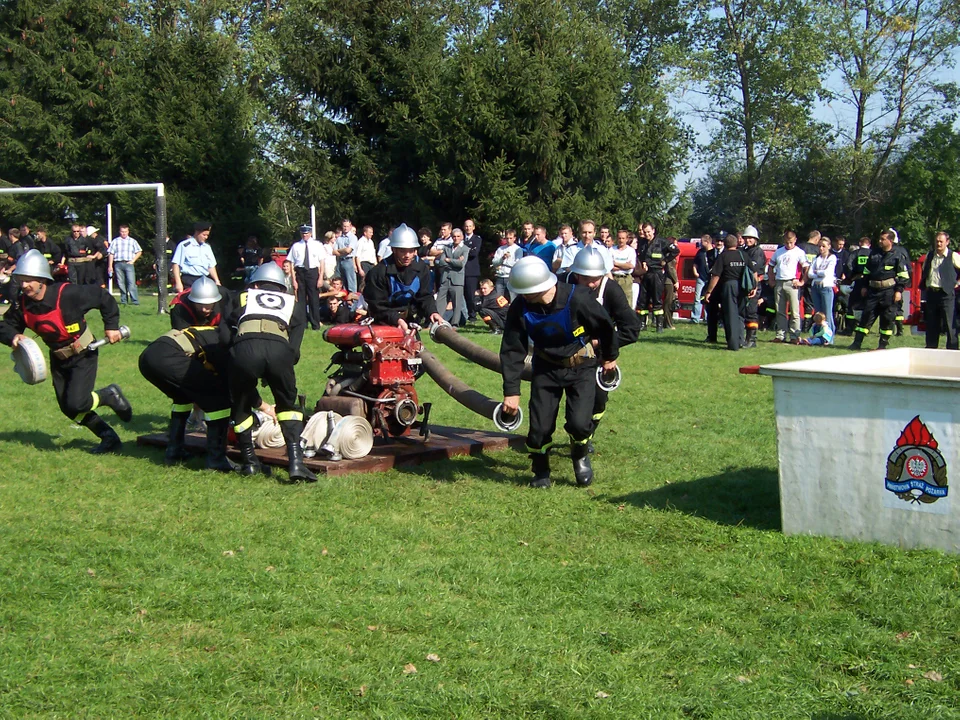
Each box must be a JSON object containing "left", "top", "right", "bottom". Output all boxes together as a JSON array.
[
  {"left": 172, "top": 222, "right": 221, "bottom": 292},
  {"left": 334, "top": 219, "right": 359, "bottom": 293}
]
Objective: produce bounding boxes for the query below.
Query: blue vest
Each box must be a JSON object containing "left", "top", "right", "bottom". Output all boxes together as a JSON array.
[
  {"left": 388, "top": 274, "right": 421, "bottom": 307},
  {"left": 521, "top": 288, "right": 584, "bottom": 349}
]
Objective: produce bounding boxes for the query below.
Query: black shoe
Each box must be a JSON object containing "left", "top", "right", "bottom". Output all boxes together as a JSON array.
[
  {"left": 281, "top": 420, "right": 317, "bottom": 483},
  {"left": 878, "top": 338, "right": 890, "bottom": 350},
  {"left": 529, "top": 453, "right": 551, "bottom": 488},
  {"left": 205, "top": 418, "right": 239, "bottom": 472},
  {"left": 849, "top": 336, "right": 864, "bottom": 351},
  {"left": 82, "top": 413, "right": 122, "bottom": 454},
  {"left": 895, "top": 322, "right": 903, "bottom": 337},
  {"left": 165, "top": 411, "right": 191, "bottom": 465},
  {"left": 572, "top": 450, "right": 594, "bottom": 487},
  {"left": 704, "top": 336, "right": 718, "bottom": 344},
  {"left": 96, "top": 384, "right": 133, "bottom": 423},
  {"left": 586, "top": 440, "right": 595, "bottom": 454},
  {"left": 236, "top": 429, "right": 271, "bottom": 477}
]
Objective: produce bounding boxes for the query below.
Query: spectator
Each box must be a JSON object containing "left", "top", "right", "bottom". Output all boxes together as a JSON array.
[
  {"left": 334, "top": 219, "right": 359, "bottom": 292},
  {"left": 799, "top": 312, "right": 834, "bottom": 346},
  {"left": 610, "top": 229, "right": 637, "bottom": 300},
  {"left": 477, "top": 278, "right": 509, "bottom": 334},
  {"left": 491, "top": 229, "right": 523, "bottom": 300},
  {"left": 808, "top": 237, "right": 838, "bottom": 333},
  {"left": 435, "top": 227, "right": 469, "bottom": 327},
  {"left": 356, "top": 225, "right": 378, "bottom": 290},
  {"left": 691, "top": 234, "right": 714, "bottom": 325},
  {"left": 462, "top": 219, "right": 483, "bottom": 322},
  {"left": 921, "top": 231, "right": 960, "bottom": 350},
  {"left": 107, "top": 224, "right": 143, "bottom": 305},
  {"left": 551, "top": 224, "right": 581, "bottom": 274},
  {"left": 172, "top": 222, "right": 220, "bottom": 292},
  {"left": 767, "top": 230, "right": 809, "bottom": 344},
  {"left": 238, "top": 235, "right": 264, "bottom": 283}
]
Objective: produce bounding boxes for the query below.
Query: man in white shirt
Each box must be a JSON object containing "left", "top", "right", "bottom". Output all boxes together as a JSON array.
[
  {"left": 610, "top": 229, "right": 637, "bottom": 299},
  {"left": 577, "top": 220, "right": 613, "bottom": 276},
  {"left": 287, "top": 225, "right": 324, "bottom": 330},
  {"left": 552, "top": 225, "right": 581, "bottom": 274},
  {"left": 356, "top": 225, "right": 379, "bottom": 289},
  {"left": 767, "top": 230, "right": 810, "bottom": 343},
  {"left": 491, "top": 229, "right": 524, "bottom": 300}
]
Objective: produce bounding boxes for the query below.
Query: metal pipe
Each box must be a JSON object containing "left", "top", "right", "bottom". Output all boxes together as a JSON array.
[
  {"left": 420, "top": 349, "right": 523, "bottom": 432},
  {"left": 429, "top": 323, "right": 532, "bottom": 382},
  {"left": 0, "top": 183, "right": 165, "bottom": 194}
]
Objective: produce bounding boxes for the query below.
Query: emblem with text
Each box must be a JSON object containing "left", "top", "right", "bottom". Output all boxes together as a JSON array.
[{"left": 885, "top": 415, "right": 948, "bottom": 505}]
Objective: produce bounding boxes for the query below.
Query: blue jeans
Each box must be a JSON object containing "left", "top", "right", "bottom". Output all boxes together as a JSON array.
[
  {"left": 692, "top": 277, "right": 706, "bottom": 323},
  {"left": 338, "top": 259, "right": 358, "bottom": 293},
  {"left": 811, "top": 285, "right": 835, "bottom": 332},
  {"left": 115, "top": 261, "right": 139, "bottom": 304}
]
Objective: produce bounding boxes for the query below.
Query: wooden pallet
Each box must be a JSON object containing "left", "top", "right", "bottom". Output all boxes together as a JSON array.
[{"left": 136, "top": 425, "right": 525, "bottom": 477}]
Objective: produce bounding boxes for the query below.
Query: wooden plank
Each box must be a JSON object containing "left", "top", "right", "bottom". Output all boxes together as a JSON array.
[{"left": 136, "top": 425, "right": 524, "bottom": 477}]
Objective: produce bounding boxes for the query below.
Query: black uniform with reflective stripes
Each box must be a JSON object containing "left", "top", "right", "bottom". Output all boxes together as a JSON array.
[
  {"left": 855, "top": 248, "right": 910, "bottom": 341},
  {"left": 637, "top": 236, "right": 679, "bottom": 317},
  {"left": 589, "top": 277, "right": 639, "bottom": 424},
  {"left": 478, "top": 292, "right": 510, "bottom": 331},
  {"left": 139, "top": 292, "right": 237, "bottom": 415},
  {"left": 844, "top": 245, "right": 872, "bottom": 321},
  {"left": 363, "top": 256, "right": 438, "bottom": 326},
  {"left": 500, "top": 283, "right": 618, "bottom": 453},
  {"left": 227, "top": 287, "right": 305, "bottom": 433},
  {"left": 0, "top": 282, "right": 120, "bottom": 421},
  {"left": 741, "top": 244, "right": 767, "bottom": 329},
  {"left": 891, "top": 242, "right": 911, "bottom": 323}
]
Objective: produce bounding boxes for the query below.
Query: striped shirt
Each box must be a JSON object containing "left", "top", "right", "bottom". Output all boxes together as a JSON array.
[{"left": 108, "top": 234, "right": 143, "bottom": 262}]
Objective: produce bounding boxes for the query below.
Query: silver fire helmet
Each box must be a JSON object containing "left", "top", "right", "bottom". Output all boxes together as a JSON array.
[
  {"left": 389, "top": 224, "right": 419, "bottom": 249},
  {"left": 248, "top": 262, "right": 287, "bottom": 289},
  {"left": 188, "top": 276, "right": 222, "bottom": 304},
  {"left": 12, "top": 249, "right": 53, "bottom": 282},
  {"left": 741, "top": 225, "right": 760, "bottom": 240},
  {"left": 507, "top": 256, "right": 557, "bottom": 296},
  {"left": 568, "top": 247, "right": 607, "bottom": 278}
]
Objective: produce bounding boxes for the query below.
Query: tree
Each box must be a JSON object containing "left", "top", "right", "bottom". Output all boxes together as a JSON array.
[{"left": 824, "top": 0, "right": 960, "bottom": 234}]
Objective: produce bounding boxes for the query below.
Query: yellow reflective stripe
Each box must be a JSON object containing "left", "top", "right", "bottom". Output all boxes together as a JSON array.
[
  {"left": 591, "top": 412, "right": 605, "bottom": 422},
  {"left": 653, "top": 309, "right": 664, "bottom": 316},
  {"left": 75, "top": 411, "right": 93, "bottom": 424},
  {"left": 276, "top": 411, "right": 303, "bottom": 422},
  {"left": 897, "top": 271, "right": 909, "bottom": 278},
  {"left": 90, "top": 392, "right": 100, "bottom": 412},
  {"left": 186, "top": 325, "right": 217, "bottom": 332},
  {"left": 525, "top": 442, "right": 554, "bottom": 455},
  {"left": 570, "top": 436, "right": 591, "bottom": 446},
  {"left": 880, "top": 329, "right": 894, "bottom": 336},
  {"left": 234, "top": 415, "right": 255, "bottom": 433},
  {"left": 171, "top": 403, "right": 192, "bottom": 413},
  {"left": 204, "top": 409, "right": 230, "bottom": 421},
  {"left": 856, "top": 328, "right": 869, "bottom": 335}
]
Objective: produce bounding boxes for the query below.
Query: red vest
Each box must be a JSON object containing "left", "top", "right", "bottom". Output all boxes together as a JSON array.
[
  {"left": 22, "top": 284, "right": 83, "bottom": 345},
  {"left": 171, "top": 290, "right": 222, "bottom": 326}
]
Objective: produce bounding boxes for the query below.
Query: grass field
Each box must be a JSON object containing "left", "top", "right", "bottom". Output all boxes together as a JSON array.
[{"left": 0, "top": 302, "right": 956, "bottom": 719}]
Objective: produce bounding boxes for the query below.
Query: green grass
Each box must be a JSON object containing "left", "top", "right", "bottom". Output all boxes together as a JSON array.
[{"left": 0, "top": 303, "right": 956, "bottom": 718}]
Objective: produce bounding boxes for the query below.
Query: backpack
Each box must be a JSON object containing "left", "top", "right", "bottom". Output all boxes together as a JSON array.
[{"left": 738, "top": 251, "right": 757, "bottom": 293}]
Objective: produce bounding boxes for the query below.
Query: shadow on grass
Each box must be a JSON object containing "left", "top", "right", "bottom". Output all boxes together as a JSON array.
[
  {"left": 393, "top": 447, "right": 530, "bottom": 486},
  {"left": 607, "top": 465, "right": 781, "bottom": 531},
  {"left": 0, "top": 430, "right": 61, "bottom": 451}
]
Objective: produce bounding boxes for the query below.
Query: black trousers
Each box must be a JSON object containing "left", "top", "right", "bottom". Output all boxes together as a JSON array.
[
  {"left": 742, "top": 291, "right": 759, "bottom": 328},
  {"left": 180, "top": 274, "right": 202, "bottom": 289},
  {"left": 857, "top": 288, "right": 897, "bottom": 338},
  {"left": 296, "top": 267, "right": 321, "bottom": 329},
  {"left": 229, "top": 338, "right": 300, "bottom": 428},
  {"left": 50, "top": 349, "right": 99, "bottom": 420},
  {"left": 526, "top": 361, "right": 596, "bottom": 453},
  {"left": 708, "top": 280, "right": 743, "bottom": 350},
  {"left": 924, "top": 288, "right": 957, "bottom": 349},
  {"left": 464, "top": 275, "right": 480, "bottom": 320},
  {"left": 637, "top": 271, "right": 664, "bottom": 315},
  {"left": 138, "top": 339, "right": 231, "bottom": 412}
]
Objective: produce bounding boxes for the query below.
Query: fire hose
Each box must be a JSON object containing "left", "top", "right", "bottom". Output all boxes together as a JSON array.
[
  {"left": 429, "top": 322, "right": 533, "bottom": 382},
  {"left": 420, "top": 349, "right": 522, "bottom": 432},
  {"left": 300, "top": 410, "right": 374, "bottom": 459}
]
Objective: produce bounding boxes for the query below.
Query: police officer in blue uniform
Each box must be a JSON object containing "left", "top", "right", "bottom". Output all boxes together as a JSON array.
[
  {"left": 500, "top": 256, "right": 619, "bottom": 489},
  {"left": 362, "top": 224, "right": 443, "bottom": 331}
]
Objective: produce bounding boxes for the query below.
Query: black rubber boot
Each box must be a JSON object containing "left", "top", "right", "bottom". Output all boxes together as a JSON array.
[
  {"left": 529, "top": 453, "right": 551, "bottom": 488},
  {"left": 849, "top": 333, "right": 864, "bottom": 350},
  {"left": 878, "top": 336, "right": 890, "bottom": 350},
  {"left": 281, "top": 420, "right": 317, "bottom": 483},
  {"left": 744, "top": 328, "right": 757, "bottom": 348},
  {"left": 205, "top": 418, "right": 239, "bottom": 473},
  {"left": 572, "top": 443, "right": 594, "bottom": 487},
  {"left": 165, "top": 411, "right": 191, "bottom": 465},
  {"left": 638, "top": 315, "right": 647, "bottom": 332},
  {"left": 82, "top": 413, "right": 122, "bottom": 455},
  {"left": 896, "top": 320, "right": 903, "bottom": 337},
  {"left": 236, "top": 429, "right": 271, "bottom": 477},
  {"left": 655, "top": 315, "right": 664, "bottom": 333},
  {"left": 96, "top": 384, "right": 132, "bottom": 422}
]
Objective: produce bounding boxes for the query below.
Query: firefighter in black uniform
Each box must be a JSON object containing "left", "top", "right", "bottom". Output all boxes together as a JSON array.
[
  {"left": 0, "top": 250, "right": 131, "bottom": 453},
  {"left": 64, "top": 224, "right": 99, "bottom": 285},
  {"left": 703, "top": 234, "right": 751, "bottom": 351},
  {"left": 363, "top": 224, "right": 443, "bottom": 331},
  {"left": 636, "top": 222, "right": 679, "bottom": 333},
  {"left": 477, "top": 278, "right": 510, "bottom": 333},
  {"left": 841, "top": 237, "right": 872, "bottom": 334},
  {"left": 850, "top": 230, "right": 910, "bottom": 350},
  {"left": 138, "top": 277, "right": 240, "bottom": 471},
  {"left": 889, "top": 229, "right": 912, "bottom": 335},
  {"left": 740, "top": 225, "right": 767, "bottom": 347},
  {"left": 568, "top": 246, "right": 639, "bottom": 452},
  {"left": 228, "top": 262, "right": 313, "bottom": 482},
  {"left": 500, "top": 256, "right": 619, "bottom": 489}
]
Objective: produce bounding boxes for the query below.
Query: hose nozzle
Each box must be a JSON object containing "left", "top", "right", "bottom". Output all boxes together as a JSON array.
[{"left": 493, "top": 403, "right": 523, "bottom": 432}]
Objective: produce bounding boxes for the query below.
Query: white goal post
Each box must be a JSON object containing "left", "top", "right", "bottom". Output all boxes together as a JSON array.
[{"left": 0, "top": 182, "right": 169, "bottom": 312}]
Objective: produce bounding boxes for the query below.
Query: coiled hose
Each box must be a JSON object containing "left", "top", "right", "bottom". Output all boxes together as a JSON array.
[{"left": 300, "top": 410, "right": 374, "bottom": 459}]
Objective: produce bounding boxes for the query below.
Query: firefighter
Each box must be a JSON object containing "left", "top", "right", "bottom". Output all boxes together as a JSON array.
[
  {"left": 568, "top": 246, "right": 639, "bottom": 452},
  {"left": 0, "top": 249, "right": 131, "bottom": 453},
  {"left": 636, "top": 222, "right": 679, "bottom": 333},
  {"left": 227, "top": 263, "right": 314, "bottom": 482},
  {"left": 477, "top": 278, "right": 510, "bottom": 333},
  {"left": 363, "top": 224, "right": 443, "bottom": 331},
  {"left": 841, "top": 237, "right": 872, "bottom": 335},
  {"left": 889, "top": 228, "right": 912, "bottom": 336},
  {"left": 849, "top": 230, "right": 910, "bottom": 350},
  {"left": 740, "top": 225, "right": 767, "bottom": 347},
  {"left": 500, "top": 256, "right": 619, "bottom": 489},
  {"left": 138, "top": 277, "right": 240, "bottom": 471}
]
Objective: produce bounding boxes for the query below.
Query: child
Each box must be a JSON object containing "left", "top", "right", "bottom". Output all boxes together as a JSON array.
[
  {"left": 801, "top": 311, "right": 834, "bottom": 346},
  {"left": 477, "top": 278, "right": 510, "bottom": 334}
]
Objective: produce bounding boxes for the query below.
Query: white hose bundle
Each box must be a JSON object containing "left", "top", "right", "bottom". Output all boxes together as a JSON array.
[
  {"left": 252, "top": 411, "right": 285, "bottom": 449},
  {"left": 11, "top": 337, "right": 47, "bottom": 384},
  {"left": 300, "top": 410, "right": 374, "bottom": 459}
]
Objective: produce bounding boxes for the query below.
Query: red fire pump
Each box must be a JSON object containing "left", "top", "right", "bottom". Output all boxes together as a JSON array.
[{"left": 320, "top": 323, "right": 427, "bottom": 438}]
